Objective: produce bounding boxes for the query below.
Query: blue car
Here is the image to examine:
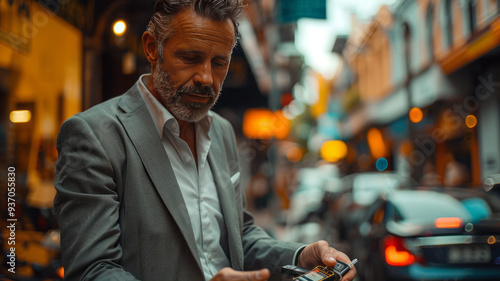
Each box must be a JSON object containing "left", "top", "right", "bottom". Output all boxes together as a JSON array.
[{"left": 349, "top": 187, "right": 500, "bottom": 281}]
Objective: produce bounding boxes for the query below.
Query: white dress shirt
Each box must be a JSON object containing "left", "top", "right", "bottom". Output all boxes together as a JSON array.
[{"left": 138, "top": 74, "right": 231, "bottom": 280}]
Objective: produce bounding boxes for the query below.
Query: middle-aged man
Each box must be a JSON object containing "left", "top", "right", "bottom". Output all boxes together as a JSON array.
[{"left": 54, "top": 0, "right": 357, "bottom": 280}]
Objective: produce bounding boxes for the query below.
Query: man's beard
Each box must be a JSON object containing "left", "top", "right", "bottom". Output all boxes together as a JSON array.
[{"left": 152, "top": 62, "right": 220, "bottom": 122}]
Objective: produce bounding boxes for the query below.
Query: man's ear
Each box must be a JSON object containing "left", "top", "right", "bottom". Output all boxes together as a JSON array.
[{"left": 142, "top": 31, "right": 158, "bottom": 63}]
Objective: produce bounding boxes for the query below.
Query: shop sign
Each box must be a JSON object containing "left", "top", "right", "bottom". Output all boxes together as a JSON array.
[{"left": 278, "top": 0, "right": 327, "bottom": 23}]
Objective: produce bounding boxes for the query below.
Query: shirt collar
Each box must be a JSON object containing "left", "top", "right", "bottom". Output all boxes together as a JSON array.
[{"left": 137, "top": 74, "right": 214, "bottom": 138}]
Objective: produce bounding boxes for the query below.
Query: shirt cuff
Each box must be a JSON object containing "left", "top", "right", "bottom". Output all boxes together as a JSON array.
[{"left": 292, "top": 245, "right": 308, "bottom": 266}]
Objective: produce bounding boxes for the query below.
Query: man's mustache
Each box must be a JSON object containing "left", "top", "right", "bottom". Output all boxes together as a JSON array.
[{"left": 178, "top": 84, "right": 215, "bottom": 97}]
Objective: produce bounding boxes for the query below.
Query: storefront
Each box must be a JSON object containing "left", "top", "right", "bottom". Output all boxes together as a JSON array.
[{"left": 1, "top": 1, "right": 82, "bottom": 212}]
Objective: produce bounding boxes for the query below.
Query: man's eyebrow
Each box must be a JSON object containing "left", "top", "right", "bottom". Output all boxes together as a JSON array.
[
  {"left": 174, "top": 49, "right": 204, "bottom": 56},
  {"left": 174, "top": 49, "right": 230, "bottom": 61}
]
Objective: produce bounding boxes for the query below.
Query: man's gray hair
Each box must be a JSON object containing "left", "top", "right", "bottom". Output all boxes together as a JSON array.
[{"left": 147, "top": 0, "right": 244, "bottom": 60}]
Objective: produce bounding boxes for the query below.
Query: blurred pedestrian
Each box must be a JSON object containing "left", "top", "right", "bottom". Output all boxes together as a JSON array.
[
  {"left": 444, "top": 154, "right": 469, "bottom": 187},
  {"left": 420, "top": 160, "right": 442, "bottom": 186},
  {"left": 53, "top": 1, "right": 356, "bottom": 281}
]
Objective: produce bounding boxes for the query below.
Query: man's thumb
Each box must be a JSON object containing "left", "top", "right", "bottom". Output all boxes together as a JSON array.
[{"left": 253, "top": 268, "right": 270, "bottom": 280}]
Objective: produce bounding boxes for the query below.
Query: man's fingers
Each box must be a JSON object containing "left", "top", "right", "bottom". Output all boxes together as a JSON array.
[
  {"left": 321, "top": 246, "right": 338, "bottom": 267},
  {"left": 247, "top": 269, "right": 270, "bottom": 281},
  {"left": 210, "top": 267, "right": 270, "bottom": 281},
  {"left": 344, "top": 265, "right": 357, "bottom": 281},
  {"left": 297, "top": 240, "right": 358, "bottom": 281}
]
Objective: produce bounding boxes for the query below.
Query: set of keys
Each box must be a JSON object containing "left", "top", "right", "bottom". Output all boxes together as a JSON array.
[{"left": 282, "top": 259, "right": 358, "bottom": 281}]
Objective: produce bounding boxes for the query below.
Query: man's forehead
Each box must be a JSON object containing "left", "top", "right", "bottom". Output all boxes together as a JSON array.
[{"left": 169, "top": 9, "right": 236, "bottom": 46}]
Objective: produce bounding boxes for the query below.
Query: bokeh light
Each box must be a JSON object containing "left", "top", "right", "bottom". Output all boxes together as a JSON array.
[
  {"left": 376, "top": 157, "right": 388, "bottom": 171},
  {"left": 270, "top": 110, "right": 291, "bottom": 139},
  {"left": 242, "top": 109, "right": 273, "bottom": 139},
  {"left": 113, "top": 19, "right": 127, "bottom": 36},
  {"left": 242, "top": 109, "right": 291, "bottom": 139},
  {"left": 9, "top": 110, "right": 32, "bottom": 123},
  {"left": 367, "top": 128, "right": 387, "bottom": 159},
  {"left": 487, "top": 236, "right": 496, "bottom": 245},
  {"left": 320, "top": 140, "right": 348, "bottom": 162},
  {"left": 465, "top": 115, "right": 477, "bottom": 128},
  {"left": 409, "top": 107, "right": 423, "bottom": 123}
]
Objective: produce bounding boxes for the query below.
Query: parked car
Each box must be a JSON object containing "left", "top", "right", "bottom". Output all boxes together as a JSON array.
[
  {"left": 349, "top": 187, "right": 500, "bottom": 281},
  {"left": 322, "top": 172, "right": 408, "bottom": 243}
]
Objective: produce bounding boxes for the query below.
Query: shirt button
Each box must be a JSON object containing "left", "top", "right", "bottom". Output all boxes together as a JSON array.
[
  {"left": 186, "top": 157, "right": 192, "bottom": 163},
  {"left": 207, "top": 254, "right": 213, "bottom": 260},
  {"left": 200, "top": 196, "right": 204, "bottom": 202}
]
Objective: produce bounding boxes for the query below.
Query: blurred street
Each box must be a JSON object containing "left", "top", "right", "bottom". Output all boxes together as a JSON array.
[{"left": 2, "top": 0, "right": 500, "bottom": 280}]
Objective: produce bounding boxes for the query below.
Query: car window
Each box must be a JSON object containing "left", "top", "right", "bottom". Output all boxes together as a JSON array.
[
  {"left": 389, "top": 191, "right": 472, "bottom": 223},
  {"left": 352, "top": 173, "right": 401, "bottom": 206},
  {"left": 461, "top": 197, "right": 492, "bottom": 223}
]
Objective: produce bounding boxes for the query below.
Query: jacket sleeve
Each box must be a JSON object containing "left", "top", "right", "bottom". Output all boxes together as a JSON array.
[
  {"left": 53, "top": 115, "right": 139, "bottom": 281},
  {"left": 215, "top": 114, "right": 305, "bottom": 280}
]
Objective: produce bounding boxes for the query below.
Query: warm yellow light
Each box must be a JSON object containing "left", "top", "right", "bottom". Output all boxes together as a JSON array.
[
  {"left": 242, "top": 109, "right": 291, "bottom": 140},
  {"left": 9, "top": 110, "right": 32, "bottom": 123},
  {"left": 270, "top": 110, "right": 291, "bottom": 140},
  {"left": 113, "top": 20, "right": 127, "bottom": 36},
  {"left": 57, "top": 266, "right": 64, "bottom": 279},
  {"left": 409, "top": 107, "right": 423, "bottom": 123},
  {"left": 242, "top": 109, "right": 273, "bottom": 139},
  {"left": 320, "top": 140, "right": 348, "bottom": 162},
  {"left": 465, "top": 115, "right": 477, "bottom": 128},
  {"left": 487, "top": 236, "right": 496, "bottom": 245},
  {"left": 286, "top": 147, "right": 303, "bottom": 163},
  {"left": 367, "top": 128, "right": 387, "bottom": 159}
]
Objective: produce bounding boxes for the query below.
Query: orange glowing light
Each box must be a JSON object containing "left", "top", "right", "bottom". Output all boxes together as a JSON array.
[
  {"left": 57, "top": 266, "right": 64, "bottom": 278},
  {"left": 465, "top": 115, "right": 477, "bottom": 128},
  {"left": 286, "top": 147, "right": 303, "bottom": 163},
  {"left": 242, "top": 109, "right": 273, "bottom": 139},
  {"left": 487, "top": 236, "right": 496, "bottom": 244},
  {"left": 367, "top": 128, "right": 387, "bottom": 159},
  {"left": 434, "top": 217, "right": 463, "bottom": 229},
  {"left": 270, "top": 110, "right": 291, "bottom": 140},
  {"left": 242, "top": 109, "right": 291, "bottom": 139},
  {"left": 409, "top": 107, "right": 423, "bottom": 123},
  {"left": 320, "top": 140, "right": 348, "bottom": 162}
]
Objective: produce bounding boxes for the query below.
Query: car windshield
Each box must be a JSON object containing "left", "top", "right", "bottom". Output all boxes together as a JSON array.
[
  {"left": 353, "top": 173, "right": 402, "bottom": 205},
  {"left": 389, "top": 191, "right": 476, "bottom": 223}
]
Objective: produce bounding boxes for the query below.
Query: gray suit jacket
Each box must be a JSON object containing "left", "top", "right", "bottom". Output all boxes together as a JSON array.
[{"left": 54, "top": 82, "right": 303, "bottom": 281}]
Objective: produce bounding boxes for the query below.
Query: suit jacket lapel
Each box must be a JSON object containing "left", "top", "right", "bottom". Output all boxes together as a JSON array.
[
  {"left": 208, "top": 125, "right": 244, "bottom": 271},
  {"left": 116, "top": 85, "right": 202, "bottom": 271}
]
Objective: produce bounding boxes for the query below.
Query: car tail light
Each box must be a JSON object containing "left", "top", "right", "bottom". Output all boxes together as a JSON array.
[
  {"left": 434, "top": 217, "right": 462, "bottom": 229},
  {"left": 383, "top": 235, "right": 415, "bottom": 266}
]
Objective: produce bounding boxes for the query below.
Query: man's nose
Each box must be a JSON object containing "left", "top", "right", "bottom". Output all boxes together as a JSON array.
[{"left": 194, "top": 62, "right": 213, "bottom": 87}]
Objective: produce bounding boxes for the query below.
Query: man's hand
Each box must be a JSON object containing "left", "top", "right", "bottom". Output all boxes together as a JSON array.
[
  {"left": 297, "top": 240, "right": 357, "bottom": 281},
  {"left": 210, "top": 268, "right": 270, "bottom": 281}
]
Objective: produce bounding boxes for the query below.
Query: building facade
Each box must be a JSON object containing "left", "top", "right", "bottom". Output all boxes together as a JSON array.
[{"left": 333, "top": 0, "right": 500, "bottom": 187}]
